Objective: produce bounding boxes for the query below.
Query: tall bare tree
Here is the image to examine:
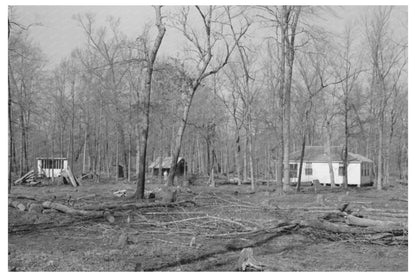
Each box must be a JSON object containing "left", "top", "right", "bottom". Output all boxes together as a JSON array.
[
  {"left": 166, "top": 6, "right": 249, "bottom": 186},
  {"left": 134, "top": 6, "right": 166, "bottom": 199}
]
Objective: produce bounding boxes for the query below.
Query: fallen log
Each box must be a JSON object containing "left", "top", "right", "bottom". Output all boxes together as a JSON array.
[
  {"left": 9, "top": 195, "right": 38, "bottom": 201},
  {"left": 82, "top": 200, "right": 197, "bottom": 212},
  {"left": 298, "top": 218, "right": 407, "bottom": 234},
  {"left": 9, "top": 215, "right": 105, "bottom": 234},
  {"left": 389, "top": 197, "right": 408, "bottom": 202},
  {"left": 14, "top": 170, "right": 35, "bottom": 185},
  {"left": 362, "top": 212, "right": 408, "bottom": 219},
  {"left": 29, "top": 181, "right": 41, "bottom": 186},
  {"left": 361, "top": 207, "right": 407, "bottom": 214},
  {"left": 76, "top": 194, "right": 97, "bottom": 201},
  {"left": 42, "top": 201, "right": 103, "bottom": 217},
  {"left": 345, "top": 214, "right": 400, "bottom": 228},
  {"left": 144, "top": 223, "right": 299, "bottom": 271}
]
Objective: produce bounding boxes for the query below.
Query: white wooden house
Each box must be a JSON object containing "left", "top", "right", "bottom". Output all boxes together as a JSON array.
[
  {"left": 37, "top": 157, "right": 68, "bottom": 178},
  {"left": 289, "top": 146, "right": 374, "bottom": 187}
]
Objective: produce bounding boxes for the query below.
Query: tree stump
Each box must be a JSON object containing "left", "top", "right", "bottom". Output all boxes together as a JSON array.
[
  {"left": 161, "top": 187, "right": 177, "bottom": 203},
  {"left": 28, "top": 203, "right": 44, "bottom": 213},
  {"left": 237, "top": 248, "right": 265, "bottom": 271}
]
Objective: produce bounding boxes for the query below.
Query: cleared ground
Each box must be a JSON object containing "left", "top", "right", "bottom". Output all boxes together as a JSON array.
[{"left": 8, "top": 177, "right": 408, "bottom": 271}]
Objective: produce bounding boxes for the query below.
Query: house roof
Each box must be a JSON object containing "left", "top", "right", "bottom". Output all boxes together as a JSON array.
[
  {"left": 289, "top": 146, "right": 373, "bottom": 163},
  {"left": 148, "top": 157, "right": 185, "bottom": 169}
]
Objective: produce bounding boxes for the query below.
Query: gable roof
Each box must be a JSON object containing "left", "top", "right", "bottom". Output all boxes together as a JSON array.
[
  {"left": 289, "top": 146, "right": 373, "bottom": 163},
  {"left": 148, "top": 157, "right": 185, "bottom": 169}
]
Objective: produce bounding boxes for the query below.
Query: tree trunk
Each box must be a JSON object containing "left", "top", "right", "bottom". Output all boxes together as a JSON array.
[
  {"left": 377, "top": 120, "right": 384, "bottom": 190},
  {"left": 243, "top": 133, "right": 248, "bottom": 182},
  {"left": 8, "top": 62, "right": 14, "bottom": 193},
  {"left": 70, "top": 79, "right": 75, "bottom": 175},
  {"left": 282, "top": 6, "right": 300, "bottom": 192},
  {"left": 167, "top": 89, "right": 193, "bottom": 187},
  {"left": 234, "top": 132, "right": 242, "bottom": 185},
  {"left": 115, "top": 132, "right": 119, "bottom": 182},
  {"left": 296, "top": 134, "right": 306, "bottom": 192},
  {"left": 324, "top": 122, "right": 335, "bottom": 188},
  {"left": 82, "top": 127, "right": 87, "bottom": 174},
  {"left": 134, "top": 6, "right": 165, "bottom": 199},
  {"left": 248, "top": 119, "right": 255, "bottom": 191},
  {"left": 343, "top": 99, "right": 349, "bottom": 189}
]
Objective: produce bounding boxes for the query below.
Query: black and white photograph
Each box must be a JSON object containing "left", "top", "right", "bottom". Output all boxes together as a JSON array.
[{"left": 6, "top": 2, "right": 409, "bottom": 272}]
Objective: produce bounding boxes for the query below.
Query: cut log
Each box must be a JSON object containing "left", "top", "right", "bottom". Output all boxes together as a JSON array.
[
  {"left": 9, "top": 200, "right": 26, "bottom": 211},
  {"left": 28, "top": 203, "right": 43, "bottom": 213},
  {"left": 42, "top": 201, "right": 102, "bottom": 217},
  {"left": 81, "top": 172, "right": 95, "bottom": 180},
  {"left": 29, "top": 181, "right": 41, "bottom": 186},
  {"left": 345, "top": 215, "right": 402, "bottom": 228},
  {"left": 14, "top": 170, "right": 35, "bottom": 185},
  {"left": 76, "top": 194, "right": 97, "bottom": 201},
  {"left": 82, "top": 200, "right": 197, "bottom": 212},
  {"left": 104, "top": 211, "right": 115, "bottom": 223},
  {"left": 362, "top": 207, "right": 407, "bottom": 214}
]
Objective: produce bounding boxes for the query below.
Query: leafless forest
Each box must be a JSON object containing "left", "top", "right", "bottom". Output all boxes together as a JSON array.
[{"left": 8, "top": 6, "right": 408, "bottom": 272}]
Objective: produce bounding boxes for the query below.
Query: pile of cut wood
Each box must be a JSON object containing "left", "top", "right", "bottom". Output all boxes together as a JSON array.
[{"left": 14, "top": 170, "right": 41, "bottom": 186}]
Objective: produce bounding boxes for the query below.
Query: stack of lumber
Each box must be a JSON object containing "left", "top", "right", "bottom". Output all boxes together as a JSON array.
[{"left": 14, "top": 170, "right": 40, "bottom": 186}]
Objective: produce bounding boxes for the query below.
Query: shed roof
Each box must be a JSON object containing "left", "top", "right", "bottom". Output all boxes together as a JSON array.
[
  {"left": 148, "top": 157, "right": 185, "bottom": 169},
  {"left": 289, "top": 146, "right": 373, "bottom": 163},
  {"left": 36, "top": 157, "right": 67, "bottom": 160}
]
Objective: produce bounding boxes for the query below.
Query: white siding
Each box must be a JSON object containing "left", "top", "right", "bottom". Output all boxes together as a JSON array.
[{"left": 290, "top": 161, "right": 372, "bottom": 186}]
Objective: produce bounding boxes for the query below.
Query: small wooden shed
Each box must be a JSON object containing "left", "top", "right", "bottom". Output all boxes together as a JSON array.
[
  {"left": 37, "top": 157, "right": 68, "bottom": 178},
  {"left": 148, "top": 157, "right": 186, "bottom": 176},
  {"left": 288, "top": 146, "right": 374, "bottom": 187}
]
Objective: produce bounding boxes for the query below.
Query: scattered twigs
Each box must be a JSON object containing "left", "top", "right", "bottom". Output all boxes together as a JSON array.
[{"left": 144, "top": 223, "right": 299, "bottom": 271}]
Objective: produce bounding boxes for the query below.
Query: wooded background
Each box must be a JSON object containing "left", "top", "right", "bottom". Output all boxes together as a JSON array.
[{"left": 8, "top": 6, "right": 407, "bottom": 195}]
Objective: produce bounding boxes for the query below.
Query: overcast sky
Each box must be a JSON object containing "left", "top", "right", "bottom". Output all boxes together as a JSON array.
[{"left": 11, "top": 6, "right": 407, "bottom": 68}]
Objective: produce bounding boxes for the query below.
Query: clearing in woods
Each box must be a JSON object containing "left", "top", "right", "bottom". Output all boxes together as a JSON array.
[{"left": 8, "top": 178, "right": 408, "bottom": 271}]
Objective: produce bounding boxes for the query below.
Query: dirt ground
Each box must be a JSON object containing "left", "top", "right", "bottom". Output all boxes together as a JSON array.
[{"left": 8, "top": 177, "right": 408, "bottom": 271}]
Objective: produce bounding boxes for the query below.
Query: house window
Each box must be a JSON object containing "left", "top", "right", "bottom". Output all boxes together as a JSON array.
[
  {"left": 305, "top": 163, "right": 313, "bottom": 175},
  {"left": 339, "top": 163, "right": 345, "bottom": 176},
  {"left": 289, "top": 164, "right": 298, "bottom": 178}
]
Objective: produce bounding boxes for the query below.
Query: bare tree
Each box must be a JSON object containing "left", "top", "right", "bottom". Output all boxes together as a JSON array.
[
  {"left": 365, "top": 7, "right": 406, "bottom": 190},
  {"left": 166, "top": 6, "right": 249, "bottom": 186},
  {"left": 134, "top": 6, "right": 166, "bottom": 199}
]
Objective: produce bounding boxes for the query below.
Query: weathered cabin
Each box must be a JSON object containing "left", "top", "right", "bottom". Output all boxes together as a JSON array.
[
  {"left": 289, "top": 146, "right": 374, "bottom": 187},
  {"left": 37, "top": 157, "right": 68, "bottom": 178},
  {"left": 148, "top": 157, "right": 186, "bottom": 176}
]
